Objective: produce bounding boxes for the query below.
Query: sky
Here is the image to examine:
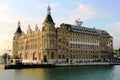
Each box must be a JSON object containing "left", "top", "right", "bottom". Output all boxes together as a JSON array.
[{"left": 0, "top": 0, "right": 120, "bottom": 54}]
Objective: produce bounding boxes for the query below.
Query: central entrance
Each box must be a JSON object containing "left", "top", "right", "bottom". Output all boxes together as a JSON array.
[
  {"left": 43, "top": 55, "right": 47, "bottom": 62},
  {"left": 66, "top": 58, "right": 69, "bottom": 63}
]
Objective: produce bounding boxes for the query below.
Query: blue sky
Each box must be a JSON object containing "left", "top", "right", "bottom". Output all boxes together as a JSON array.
[{"left": 0, "top": 0, "right": 120, "bottom": 54}]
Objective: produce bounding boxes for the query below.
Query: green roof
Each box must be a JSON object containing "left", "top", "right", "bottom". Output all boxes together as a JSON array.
[{"left": 61, "top": 23, "right": 112, "bottom": 37}]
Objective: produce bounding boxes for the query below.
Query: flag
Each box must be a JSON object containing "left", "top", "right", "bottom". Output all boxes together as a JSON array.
[{"left": 75, "top": 19, "right": 83, "bottom": 26}]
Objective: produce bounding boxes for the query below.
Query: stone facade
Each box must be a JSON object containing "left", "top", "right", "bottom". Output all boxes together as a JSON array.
[{"left": 13, "top": 6, "right": 113, "bottom": 63}]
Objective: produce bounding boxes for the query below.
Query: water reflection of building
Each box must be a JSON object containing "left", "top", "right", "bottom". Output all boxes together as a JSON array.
[{"left": 13, "top": 5, "right": 113, "bottom": 63}]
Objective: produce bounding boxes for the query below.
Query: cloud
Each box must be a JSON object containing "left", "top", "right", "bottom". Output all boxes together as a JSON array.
[
  {"left": 53, "top": 3, "right": 99, "bottom": 26},
  {"left": 113, "top": 22, "right": 120, "bottom": 30},
  {"left": 0, "top": 15, "right": 44, "bottom": 55},
  {"left": 19, "top": 17, "right": 43, "bottom": 32},
  {"left": 113, "top": 37, "right": 120, "bottom": 49},
  {"left": 0, "top": 3, "right": 10, "bottom": 15},
  {"left": 77, "top": 3, "right": 98, "bottom": 19},
  {"left": 60, "top": 2, "right": 112, "bottom": 24},
  {"left": 33, "top": 2, "right": 111, "bottom": 27},
  {"left": 0, "top": 1, "right": 119, "bottom": 54},
  {"left": 0, "top": 40, "right": 12, "bottom": 55},
  {"left": 0, "top": 3, "right": 9, "bottom": 10},
  {"left": 54, "top": 3, "right": 101, "bottom": 26},
  {"left": 108, "top": 22, "right": 120, "bottom": 32},
  {"left": 107, "top": 22, "right": 120, "bottom": 49},
  {"left": 61, "top": 3, "right": 98, "bottom": 20},
  {"left": 34, "top": 3, "right": 58, "bottom": 12},
  {"left": 0, "top": 3, "right": 44, "bottom": 54}
]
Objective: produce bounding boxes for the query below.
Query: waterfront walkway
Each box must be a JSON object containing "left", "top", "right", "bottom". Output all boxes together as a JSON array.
[{"left": 55, "top": 62, "right": 111, "bottom": 67}]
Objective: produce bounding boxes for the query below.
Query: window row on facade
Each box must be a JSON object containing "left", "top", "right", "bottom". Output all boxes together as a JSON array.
[
  {"left": 70, "top": 50, "right": 99, "bottom": 54},
  {"left": 69, "top": 32, "right": 98, "bottom": 37},
  {"left": 69, "top": 38, "right": 99, "bottom": 43},
  {"left": 58, "top": 54, "right": 99, "bottom": 59},
  {"left": 69, "top": 43, "right": 99, "bottom": 49},
  {"left": 69, "top": 28, "right": 98, "bottom": 35}
]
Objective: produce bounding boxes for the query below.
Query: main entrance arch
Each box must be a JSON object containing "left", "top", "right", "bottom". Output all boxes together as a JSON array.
[
  {"left": 43, "top": 55, "right": 47, "bottom": 62},
  {"left": 33, "top": 53, "right": 37, "bottom": 60}
]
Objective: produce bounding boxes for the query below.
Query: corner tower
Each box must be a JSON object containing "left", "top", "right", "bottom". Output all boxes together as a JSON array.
[
  {"left": 42, "top": 5, "right": 55, "bottom": 28},
  {"left": 42, "top": 5, "right": 57, "bottom": 63},
  {"left": 13, "top": 21, "right": 22, "bottom": 55}
]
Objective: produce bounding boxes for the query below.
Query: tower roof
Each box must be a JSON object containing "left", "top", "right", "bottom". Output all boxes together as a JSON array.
[
  {"left": 43, "top": 14, "right": 54, "bottom": 23},
  {"left": 61, "top": 23, "right": 112, "bottom": 38},
  {"left": 16, "top": 21, "right": 22, "bottom": 34},
  {"left": 43, "top": 5, "right": 54, "bottom": 24},
  {"left": 16, "top": 26, "right": 22, "bottom": 34}
]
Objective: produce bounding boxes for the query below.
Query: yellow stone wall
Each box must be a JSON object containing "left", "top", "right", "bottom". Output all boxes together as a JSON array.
[
  {"left": 12, "top": 6, "right": 113, "bottom": 63},
  {"left": 13, "top": 24, "right": 113, "bottom": 62}
]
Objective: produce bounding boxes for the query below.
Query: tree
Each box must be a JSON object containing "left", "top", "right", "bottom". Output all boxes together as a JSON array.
[{"left": 1, "top": 53, "right": 11, "bottom": 64}]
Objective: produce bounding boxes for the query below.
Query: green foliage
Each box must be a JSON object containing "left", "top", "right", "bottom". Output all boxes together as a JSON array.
[
  {"left": 2, "top": 53, "right": 7, "bottom": 61},
  {"left": 1, "top": 53, "right": 11, "bottom": 63}
]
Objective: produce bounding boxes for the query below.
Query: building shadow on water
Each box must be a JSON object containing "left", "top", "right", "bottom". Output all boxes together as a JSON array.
[{"left": 1, "top": 66, "right": 117, "bottom": 80}]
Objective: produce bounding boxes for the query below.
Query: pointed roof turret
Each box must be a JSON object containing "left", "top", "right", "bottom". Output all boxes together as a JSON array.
[
  {"left": 35, "top": 24, "right": 39, "bottom": 31},
  {"left": 27, "top": 24, "right": 32, "bottom": 34},
  {"left": 28, "top": 24, "right": 31, "bottom": 30},
  {"left": 15, "top": 20, "right": 22, "bottom": 34},
  {"left": 43, "top": 5, "right": 55, "bottom": 24}
]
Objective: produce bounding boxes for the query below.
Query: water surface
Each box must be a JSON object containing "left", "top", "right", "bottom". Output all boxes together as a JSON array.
[{"left": 0, "top": 66, "right": 120, "bottom": 80}]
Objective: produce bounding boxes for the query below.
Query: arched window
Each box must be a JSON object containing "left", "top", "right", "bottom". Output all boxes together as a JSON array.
[
  {"left": 39, "top": 53, "right": 41, "bottom": 60},
  {"left": 76, "top": 55, "right": 78, "bottom": 59},
  {"left": 63, "top": 41, "right": 65, "bottom": 44},
  {"left": 25, "top": 53, "right": 28, "bottom": 59},
  {"left": 20, "top": 53, "right": 22, "bottom": 59},
  {"left": 33, "top": 53, "right": 37, "bottom": 60},
  {"left": 70, "top": 54, "right": 72, "bottom": 58},
  {"left": 44, "top": 41, "right": 47, "bottom": 48},
  {"left": 62, "top": 55, "right": 65, "bottom": 59},
  {"left": 63, "top": 47, "right": 65, "bottom": 51},
  {"left": 73, "top": 55, "right": 75, "bottom": 59},
  {"left": 58, "top": 55, "right": 61, "bottom": 59},
  {"left": 51, "top": 52, "right": 54, "bottom": 59},
  {"left": 51, "top": 41, "right": 54, "bottom": 48}
]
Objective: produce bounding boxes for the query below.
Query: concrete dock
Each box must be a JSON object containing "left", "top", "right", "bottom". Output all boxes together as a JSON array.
[
  {"left": 0, "top": 63, "right": 55, "bottom": 69},
  {"left": 0, "top": 62, "right": 120, "bottom": 69}
]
